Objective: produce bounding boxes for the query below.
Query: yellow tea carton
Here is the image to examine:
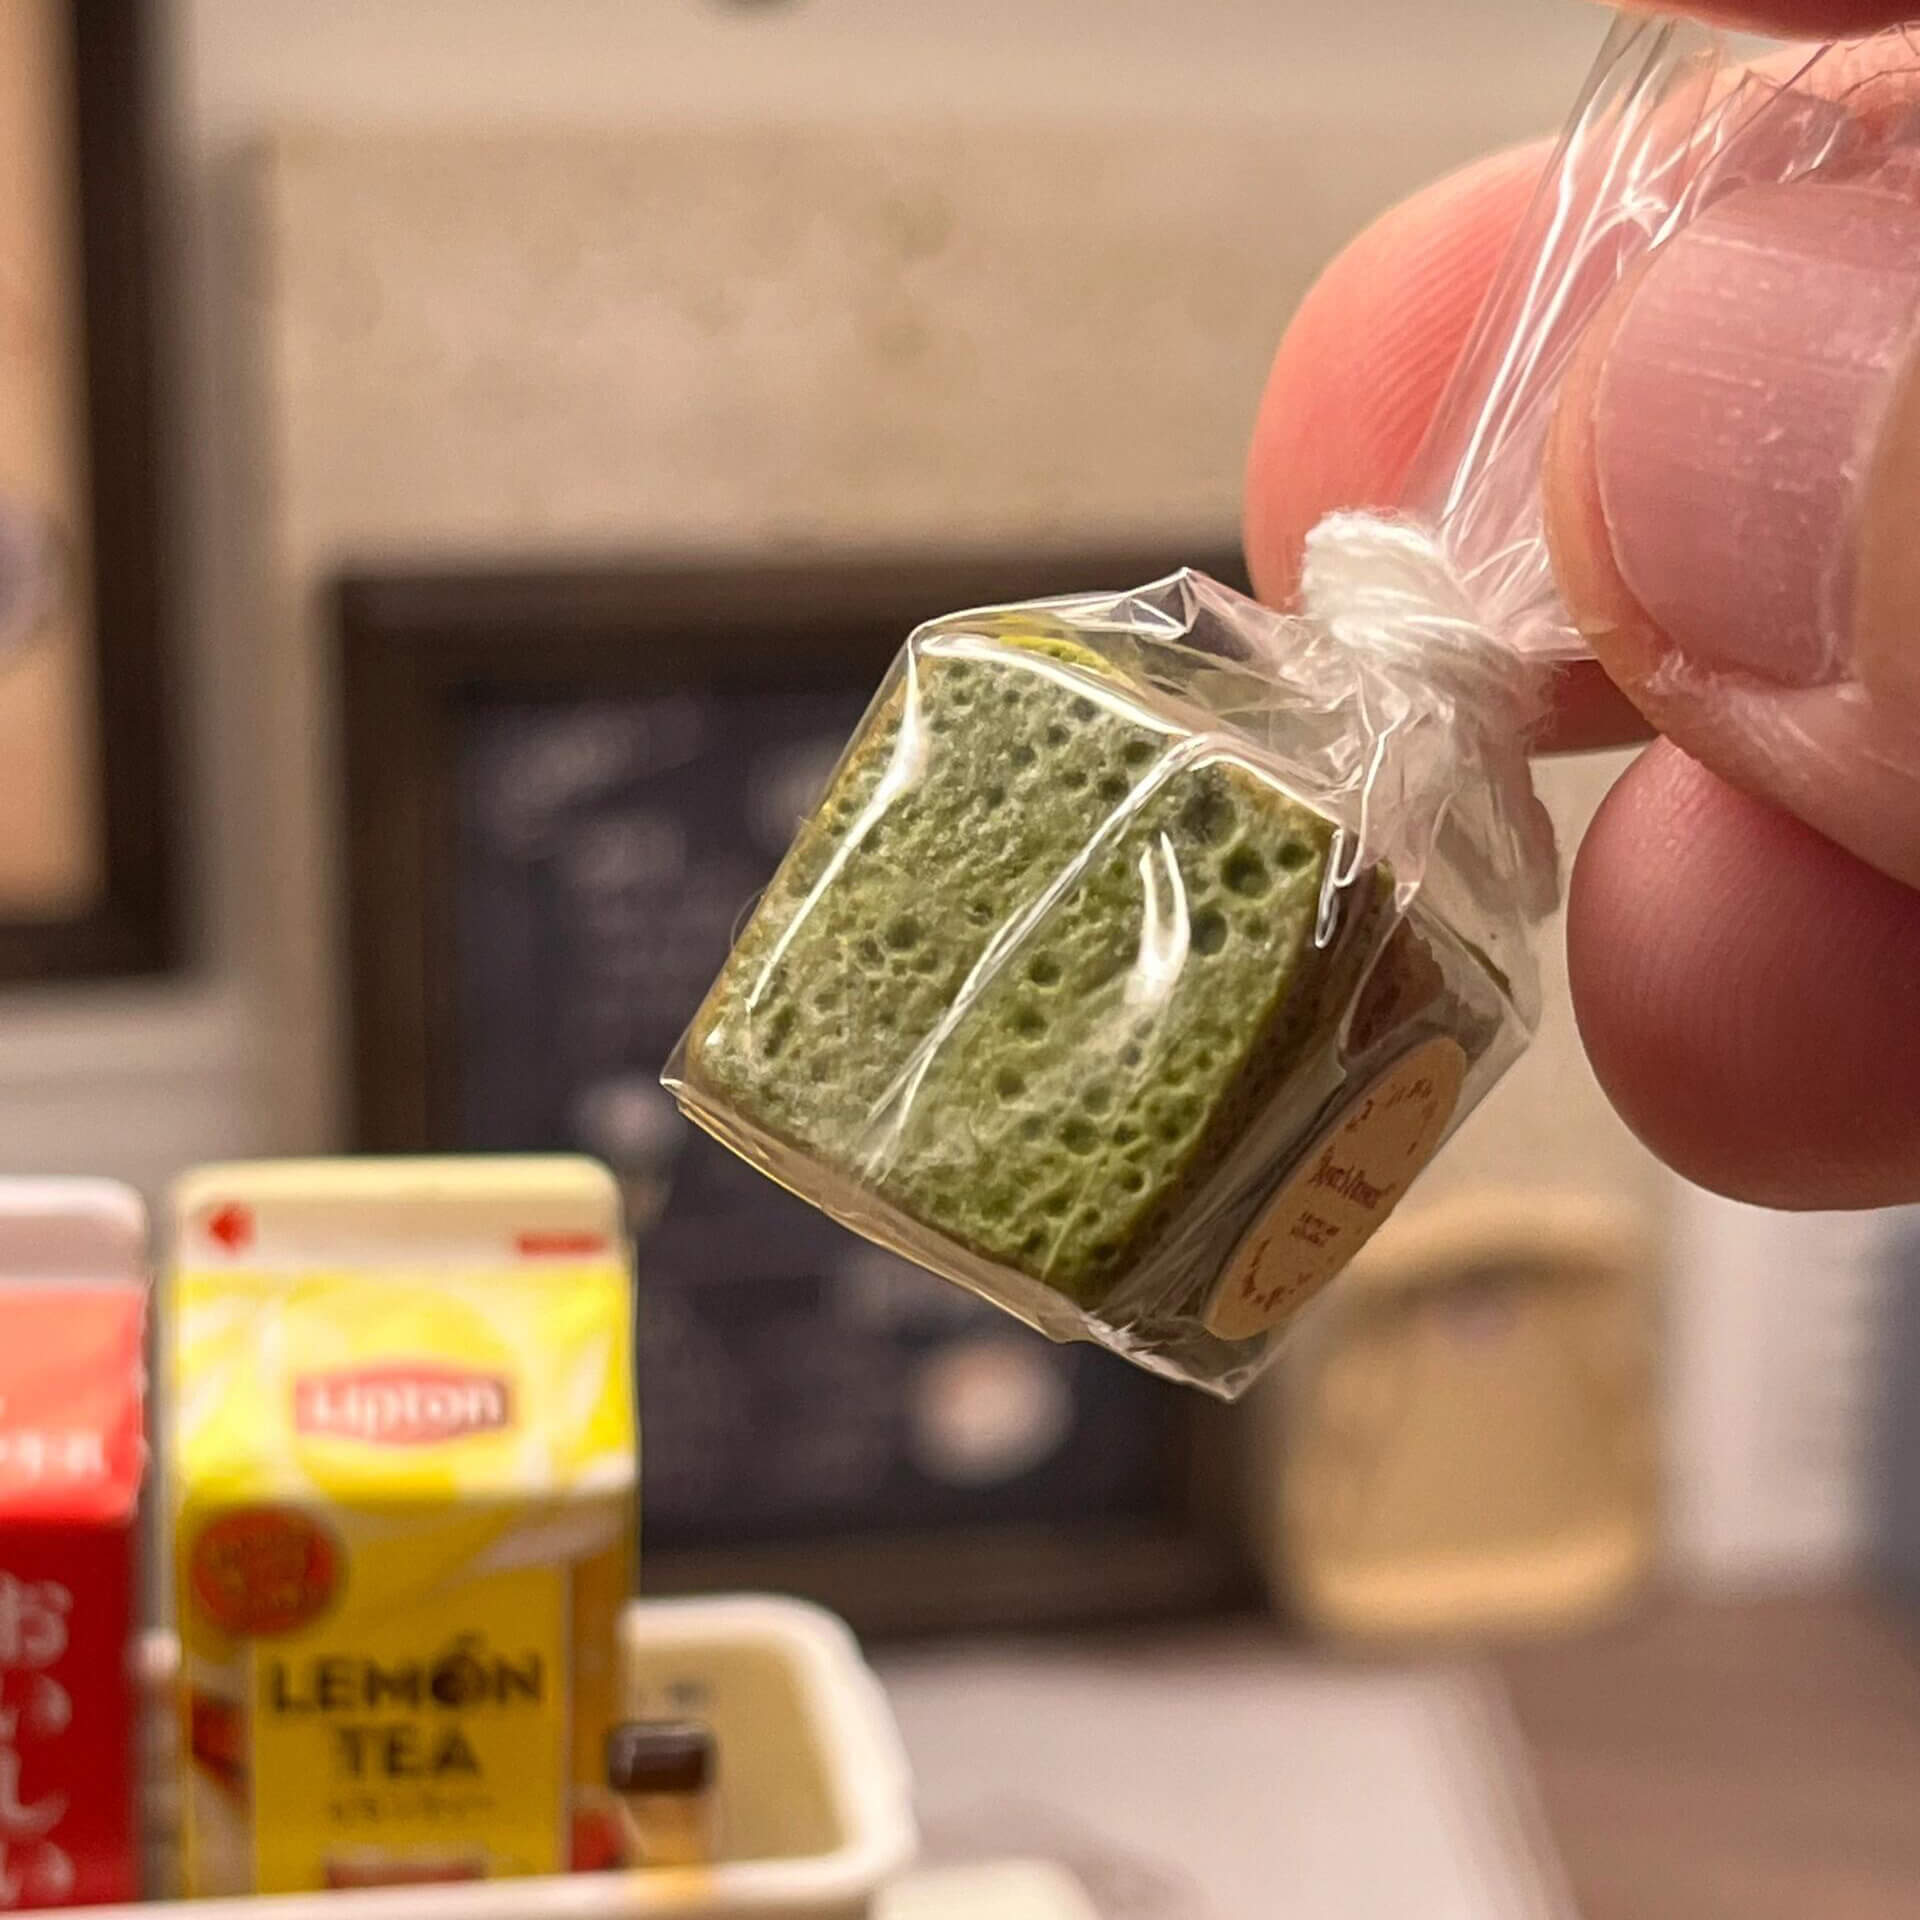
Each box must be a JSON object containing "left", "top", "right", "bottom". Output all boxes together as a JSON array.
[{"left": 168, "top": 1158, "right": 636, "bottom": 1894}]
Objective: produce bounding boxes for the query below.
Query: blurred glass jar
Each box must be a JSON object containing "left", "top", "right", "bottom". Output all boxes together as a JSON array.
[{"left": 1268, "top": 1193, "right": 1657, "bottom": 1643}]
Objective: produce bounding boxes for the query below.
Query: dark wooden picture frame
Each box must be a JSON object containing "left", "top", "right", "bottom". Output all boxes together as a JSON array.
[
  {"left": 337, "top": 551, "right": 1259, "bottom": 1636},
  {"left": 0, "top": 1, "right": 174, "bottom": 981}
]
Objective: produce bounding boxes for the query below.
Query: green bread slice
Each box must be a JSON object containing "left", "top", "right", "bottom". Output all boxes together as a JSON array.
[{"left": 683, "top": 632, "right": 1377, "bottom": 1312}]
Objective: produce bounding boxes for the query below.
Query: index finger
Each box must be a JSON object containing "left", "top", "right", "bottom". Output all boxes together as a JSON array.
[{"left": 1243, "top": 146, "right": 1652, "bottom": 754}]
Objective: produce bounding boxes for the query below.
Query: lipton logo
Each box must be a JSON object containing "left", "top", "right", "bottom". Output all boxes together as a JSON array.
[{"left": 293, "top": 1367, "right": 513, "bottom": 1446}]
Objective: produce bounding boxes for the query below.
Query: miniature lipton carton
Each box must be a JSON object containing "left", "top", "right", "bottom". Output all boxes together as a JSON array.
[
  {"left": 168, "top": 1158, "right": 636, "bottom": 1894},
  {"left": 0, "top": 1180, "right": 148, "bottom": 1911}
]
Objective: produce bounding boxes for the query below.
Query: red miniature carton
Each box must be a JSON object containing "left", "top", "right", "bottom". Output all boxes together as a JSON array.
[{"left": 0, "top": 1182, "right": 147, "bottom": 1910}]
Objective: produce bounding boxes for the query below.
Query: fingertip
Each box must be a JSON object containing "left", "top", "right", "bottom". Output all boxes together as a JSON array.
[
  {"left": 1541, "top": 267, "right": 1669, "bottom": 694},
  {"left": 1568, "top": 742, "right": 1920, "bottom": 1209},
  {"left": 1242, "top": 134, "right": 1651, "bottom": 753},
  {"left": 1544, "top": 196, "right": 1920, "bottom": 889}
]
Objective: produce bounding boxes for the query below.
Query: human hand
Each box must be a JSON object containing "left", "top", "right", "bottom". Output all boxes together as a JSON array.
[{"left": 1244, "top": 1, "right": 1920, "bottom": 1210}]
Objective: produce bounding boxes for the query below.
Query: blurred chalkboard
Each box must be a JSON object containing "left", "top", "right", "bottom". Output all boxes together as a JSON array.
[{"left": 338, "top": 556, "right": 1253, "bottom": 1633}]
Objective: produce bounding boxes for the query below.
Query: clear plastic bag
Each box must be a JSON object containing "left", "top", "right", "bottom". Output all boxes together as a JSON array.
[{"left": 666, "top": 14, "right": 1906, "bottom": 1396}]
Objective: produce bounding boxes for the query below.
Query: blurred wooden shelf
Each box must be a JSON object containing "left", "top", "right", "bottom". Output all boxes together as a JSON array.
[{"left": 1498, "top": 1587, "right": 1920, "bottom": 1920}]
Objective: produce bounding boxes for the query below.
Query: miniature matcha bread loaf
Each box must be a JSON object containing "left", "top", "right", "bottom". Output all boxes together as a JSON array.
[{"left": 683, "top": 630, "right": 1383, "bottom": 1312}]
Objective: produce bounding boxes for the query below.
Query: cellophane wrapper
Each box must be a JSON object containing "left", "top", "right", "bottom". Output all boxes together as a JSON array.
[{"left": 666, "top": 15, "right": 1903, "bottom": 1396}]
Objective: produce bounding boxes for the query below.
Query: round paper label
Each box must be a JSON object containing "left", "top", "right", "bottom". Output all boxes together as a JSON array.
[
  {"left": 189, "top": 1506, "right": 343, "bottom": 1638},
  {"left": 1204, "top": 1036, "right": 1468, "bottom": 1343}
]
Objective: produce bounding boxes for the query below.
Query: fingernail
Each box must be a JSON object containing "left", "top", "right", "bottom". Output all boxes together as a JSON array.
[{"left": 1591, "top": 183, "right": 1920, "bottom": 686}]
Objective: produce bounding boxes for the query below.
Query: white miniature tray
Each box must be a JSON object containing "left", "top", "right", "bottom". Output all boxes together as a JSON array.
[{"left": 98, "top": 1595, "right": 916, "bottom": 1920}]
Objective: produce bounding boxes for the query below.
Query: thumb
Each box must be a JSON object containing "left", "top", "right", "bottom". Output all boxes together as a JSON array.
[{"left": 1545, "top": 181, "right": 1920, "bottom": 891}]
